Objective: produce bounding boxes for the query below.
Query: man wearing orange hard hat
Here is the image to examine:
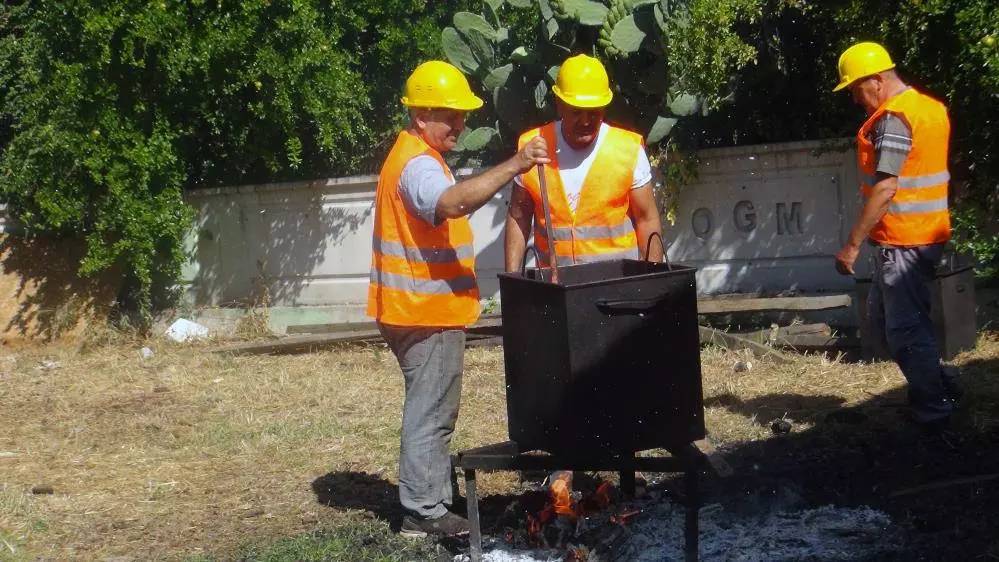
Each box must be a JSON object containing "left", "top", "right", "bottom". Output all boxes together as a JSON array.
[
  {"left": 832, "top": 42, "right": 959, "bottom": 431},
  {"left": 367, "top": 61, "right": 548, "bottom": 537},
  {"left": 504, "top": 54, "right": 664, "bottom": 272}
]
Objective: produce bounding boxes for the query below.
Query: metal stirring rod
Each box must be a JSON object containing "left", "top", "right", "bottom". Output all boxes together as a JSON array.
[{"left": 536, "top": 163, "right": 559, "bottom": 284}]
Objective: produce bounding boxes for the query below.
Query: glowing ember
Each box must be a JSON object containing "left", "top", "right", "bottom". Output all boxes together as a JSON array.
[{"left": 593, "top": 481, "right": 613, "bottom": 510}]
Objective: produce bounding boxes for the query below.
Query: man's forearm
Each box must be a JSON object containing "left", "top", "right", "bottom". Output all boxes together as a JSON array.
[
  {"left": 505, "top": 185, "right": 535, "bottom": 272},
  {"left": 846, "top": 177, "right": 897, "bottom": 249},
  {"left": 634, "top": 216, "right": 663, "bottom": 262},
  {"left": 504, "top": 214, "right": 531, "bottom": 272},
  {"left": 628, "top": 184, "right": 664, "bottom": 261},
  {"left": 436, "top": 158, "right": 522, "bottom": 221}
]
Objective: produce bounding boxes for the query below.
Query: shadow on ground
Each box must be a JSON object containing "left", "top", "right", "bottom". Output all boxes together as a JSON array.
[
  {"left": 311, "top": 471, "right": 404, "bottom": 529},
  {"left": 310, "top": 352, "right": 999, "bottom": 560},
  {"left": 704, "top": 393, "right": 848, "bottom": 424},
  {"left": 699, "top": 359, "right": 999, "bottom": 561}
]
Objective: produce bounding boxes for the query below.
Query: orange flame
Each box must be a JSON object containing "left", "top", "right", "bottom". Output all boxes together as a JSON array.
[{"left": 550, "top": 472, "right": 575, "bottom": 518}]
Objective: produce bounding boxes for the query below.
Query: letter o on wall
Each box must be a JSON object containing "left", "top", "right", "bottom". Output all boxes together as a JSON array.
[
  {"left": 691, "top": 207, "right": 713, "bottom": 239},
  {"left": 733, "top": 200, "right": 757, "bottom": 233}
]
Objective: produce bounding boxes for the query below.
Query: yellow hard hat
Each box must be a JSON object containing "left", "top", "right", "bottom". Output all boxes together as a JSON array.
[
  {"left": 552, "top": 54, "right": 613, "bottom": 108},
  {"left": 833, "top": 42, "right": 896, "bottom": 92},
  {"left": 401, "top": 61, "right": 484, "bottom": 111}
]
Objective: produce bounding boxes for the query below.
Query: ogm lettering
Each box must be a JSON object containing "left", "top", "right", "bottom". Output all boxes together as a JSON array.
[{"left": 691, "top": 200, "right": 804, "bottom": 239}]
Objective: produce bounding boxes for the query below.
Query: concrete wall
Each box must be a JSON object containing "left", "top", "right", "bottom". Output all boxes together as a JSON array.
[
  {"left": 181, "top": 170, "right": 513, "bottom": 332},
  {"left": 183, "top": 139, "right": 872, "bottom": 332},
  {"left": 664, "top": 139, "right": 873, "bottom": 294}
]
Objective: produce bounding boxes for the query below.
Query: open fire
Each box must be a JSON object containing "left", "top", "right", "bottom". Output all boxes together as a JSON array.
[{"left": 503, "top": 471, "right": 642, "bottom": 557}]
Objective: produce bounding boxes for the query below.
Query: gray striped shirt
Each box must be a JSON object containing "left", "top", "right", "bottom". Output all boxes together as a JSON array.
[{"left": 868, "top": 110, "right": 913, "bottom": 177}]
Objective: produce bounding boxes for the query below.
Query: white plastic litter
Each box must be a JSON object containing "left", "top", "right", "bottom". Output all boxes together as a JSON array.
[
  {"left": 36, "top": 360, "right": 61, "bottom": 372},
  {"left": 139, "top": 347, "right": 155, "bottom": 360},
  {"left": 165, "top": 319, "right": 209, "bottom": 343}
]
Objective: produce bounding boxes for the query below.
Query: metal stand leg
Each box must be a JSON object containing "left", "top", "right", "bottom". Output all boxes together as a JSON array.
[
  {"left": 619, "top": 469, "right": 636, "bottom": 498},
  {"left": 619, "top": 453, "right": 637, "bottom": 498},
  {"left": 465, "top": 469, "right": 482, "bottom": 562},
  {"left": 450, "top": 456, "right": 460, "bottom": 508},
  {"left": 684, "top": 452, "right": 700, "bottom": 562}
]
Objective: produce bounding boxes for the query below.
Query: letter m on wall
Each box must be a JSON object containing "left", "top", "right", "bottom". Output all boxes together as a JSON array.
[{"left": 776, "top": 202, "right": 803, "bottom": 235}]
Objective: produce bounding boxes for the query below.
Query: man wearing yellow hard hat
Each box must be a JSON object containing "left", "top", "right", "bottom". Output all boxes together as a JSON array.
[
  {"left": 367, "top": 60, "right": 549, "bottom": 537},
  {"left": 504, "top": 54, "right": 664, "bottom": 271},
  {"left": 832, "top": 42, "right": 959, "bottom": 431}
]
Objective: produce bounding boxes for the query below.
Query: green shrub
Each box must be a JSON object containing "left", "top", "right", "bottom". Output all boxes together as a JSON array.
[{"left": 0, "top": 1, "right": 465, "bottom": 322}]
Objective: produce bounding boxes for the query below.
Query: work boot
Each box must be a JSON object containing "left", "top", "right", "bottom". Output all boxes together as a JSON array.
[
  {"left": 941, "top": 364, "right": 963, "bottom": 406},
  {"left": 400, "top": 511, "right": 470, "bottom": 538},
  {"left": 943, "top": 381, "right": 964, "bottom": 407}
]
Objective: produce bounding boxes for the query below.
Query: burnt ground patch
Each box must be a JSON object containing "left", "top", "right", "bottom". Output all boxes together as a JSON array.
[{"left": 699, "top": 382, "right": 999, "bottom": 560}]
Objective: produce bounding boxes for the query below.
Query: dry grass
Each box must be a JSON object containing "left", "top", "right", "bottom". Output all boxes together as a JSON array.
[{"left": 0, "top": 331, "right": 997, "bottom": 561}]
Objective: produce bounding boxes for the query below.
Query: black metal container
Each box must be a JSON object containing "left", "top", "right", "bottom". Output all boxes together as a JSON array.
[{"left": 498, "top": 259, "right": 705, "bottom": 458}]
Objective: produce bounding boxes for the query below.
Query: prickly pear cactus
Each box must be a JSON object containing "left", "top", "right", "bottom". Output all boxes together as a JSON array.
[
  {"left": 550, "top": 0, "right": 571, "bottom": 21},
  {"left": 598, "top": 0, "right": 631, "bottom": 57},
  {"left": 440, "top": 0, "right": 759, "bottom": 155}
]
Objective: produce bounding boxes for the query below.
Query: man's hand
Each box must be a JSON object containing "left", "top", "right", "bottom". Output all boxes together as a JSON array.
[
  {"left": 835, "top": 244, "right": 860, "bottom": 275},
  {"left": 513, "top": 136, "right": 550, "bottom": 173}
]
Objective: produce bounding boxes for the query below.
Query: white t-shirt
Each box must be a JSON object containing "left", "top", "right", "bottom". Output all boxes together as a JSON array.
[{"left": 514, "top": 122, "right": 653, "bottom": 213}]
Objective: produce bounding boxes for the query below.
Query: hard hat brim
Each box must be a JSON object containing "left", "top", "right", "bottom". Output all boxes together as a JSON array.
[
  {"left": 832, "top": 63, "right": 895, "bottom": 92},
  {"left": 400, "top": 94, "right": 485, "bottom": 111},
  {"left": 552, "top": 85, "right": 613, "bottom": 109},
  {"left": 832, "top": 79, "right": 852, "bottom": 93}
]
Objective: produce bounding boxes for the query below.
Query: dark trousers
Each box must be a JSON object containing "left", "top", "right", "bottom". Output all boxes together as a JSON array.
[{"left": 868, "top": 243, "right": 954, "bottom": 422}]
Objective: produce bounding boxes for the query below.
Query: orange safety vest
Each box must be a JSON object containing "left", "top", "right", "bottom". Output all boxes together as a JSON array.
[
  {"left": 857, "top": 88, "right": 951, "bottom": 246},
  {"left": 517, "top": 123, "right": 642, "bottom": 266},
  {"left": 366, "top": 130, "right": 480, "bottom": 327}
]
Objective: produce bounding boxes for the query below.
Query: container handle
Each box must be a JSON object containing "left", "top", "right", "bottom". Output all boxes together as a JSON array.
[
  {"left": 644, "top": 232, "right": 672, "bottom": 271},
  {"left": 521, "top": 245, "right": 554, "bottom": 283},
  {"left": 595, "top": 297, "right": 668, "bottom": 315}
]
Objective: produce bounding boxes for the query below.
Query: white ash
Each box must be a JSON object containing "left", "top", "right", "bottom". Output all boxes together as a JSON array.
[
  {"left": 616, "top": 502, "right": 898, "bottom": 561},
  {"left": 455, "top": 501, "right": 900, "bottom": 562}
]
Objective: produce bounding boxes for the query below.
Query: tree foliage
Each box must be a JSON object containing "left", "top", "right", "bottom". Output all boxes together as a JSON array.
[{"left": 0, "top": 0, "right": 464, "bottom": 320}]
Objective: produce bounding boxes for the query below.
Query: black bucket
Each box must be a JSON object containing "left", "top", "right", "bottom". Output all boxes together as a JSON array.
[{"left": 498, "top": 259, "right": 705, "bottom": 458}]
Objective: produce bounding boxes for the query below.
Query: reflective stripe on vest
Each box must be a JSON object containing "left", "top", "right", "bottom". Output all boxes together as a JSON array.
[
  {"left": 537, "top": 219, "right": 637, "bottom": 243},
  {"left": 373, "top": 236, "right": 475, "bottom": 263},
  {"left": 860, "top": 170, "right": 951, "bottom": 190},
  {"left": 369, "top": 269, "right": 477, "bottom": 295},
  {"left": 517, "top": 123, "right": 642, "bottom": 266},
  {"left": 366, "top": 130, "right": 479, "bottom": 326},
  {"left": 856, "top": 88, "right": 951, "bottom": 246},
  {"left": 536, "top": 247, "right": 640, "bottom": 267},
  {"left": 888, "top": 198, "right": 948, "bottom": 214}
]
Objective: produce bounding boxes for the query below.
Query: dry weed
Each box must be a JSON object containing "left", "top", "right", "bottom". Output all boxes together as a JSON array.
[{"left": 0, "top": 332, "right": 995, "bottom": 560}]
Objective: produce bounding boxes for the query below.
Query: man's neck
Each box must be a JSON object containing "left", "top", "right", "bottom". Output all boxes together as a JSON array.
[
  {"left": 881, "top": 80, "right": 909, "bottom": 104},
  {"left": 405, "top": 127, "right": 436, "bottom": 152}
]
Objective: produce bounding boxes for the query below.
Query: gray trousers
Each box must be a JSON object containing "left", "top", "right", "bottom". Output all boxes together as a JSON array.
[
  {"left": 378, "top": 323, "right": 465, "bottom": 519},
  {"left": 868, "top": 243, "right": 954, "bottom": 422}
]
